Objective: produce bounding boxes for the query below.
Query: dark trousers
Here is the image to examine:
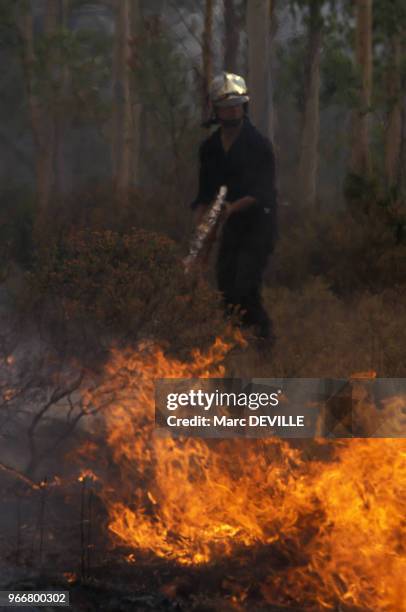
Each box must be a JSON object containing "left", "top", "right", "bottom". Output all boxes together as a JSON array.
[{"left": 216, "top": 242, "right": 272, "bottom": 339}]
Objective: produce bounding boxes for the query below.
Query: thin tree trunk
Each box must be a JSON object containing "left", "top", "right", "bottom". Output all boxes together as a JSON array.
[
  {"left": 111, "top": 3, "right": 120, "bottom": 183},
  {"left": 202, "top": 0, "right": 213, "bottom": 121},
  {"left": 400, "top": 92, "right": 406, "bottom": 196},
  {"left": 55, "top": 0, "right": 71, "bottom": 197},
  {"left": 112, "top": 0, "right": 135, "bottom": 206},
  {"left": 130, "top": 0, "right": 142, "bottom": 187},
  {"left": 223, "top": 0, "right": 239, "bottom": 73},
  {"left": 44, "top": 0, "right": 58, "bottom": 33},
  {"left": 246, "top": 0, "right": 272, "bottom": 138},
  {"left": 399, "top": 38, "right": 406, "bottom": 197},
  {"left": 350, "top": 0, "right": 373, "bottom": 179},
  {"left": 297, "top": 2, "right": 322, "bottom": 209},
  {"left": 384, "top": 34, "right": 402, "bottom": 192},
  {"left": 18, "top": 3, "right": 56, "bottom": 229}
]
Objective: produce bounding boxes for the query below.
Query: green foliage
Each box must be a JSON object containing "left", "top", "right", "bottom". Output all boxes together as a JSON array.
[
  {"left": 30, "top": 26, "right": 112, "bottom": 123},
  {"left": 320, "top": 35, "right": 358, "bottom": 108},
  {"left": 289, "top": 0, "right": 325, "bottom": 28},
  {"left": 343, "top": 172, "right": 380, "bottom": 206},
  {"left": 280, "top": 1, "right": 358, "bottom": 111},
  {"left": 373, "top": 0, "right": 406, "bottom": 39},
  {"left": 27, "top": 227, "right": 227, "bottom": 357},
  {"left": 372, "top": 0, "right": 406, "bottom": 118},
  {"left": 0, "top": 2, "right": 111, "bottom": 124},
  {"left": 274, "top": 35, "right": 307, "bottom": 112},
  {"left": 0, "top": 1, "right": 20, "bottom": 49},
  {"left": 130, "top": 18, "right": 198, "bottom": 154},
  {"left": 125, "top": 17, "right": 201, "bottom": 236}
]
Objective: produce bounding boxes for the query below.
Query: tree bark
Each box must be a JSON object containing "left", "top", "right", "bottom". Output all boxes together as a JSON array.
[
  {"left": 400, "top": 93, "right": 406, "bottom": 197},
  {"left": 297, "top": 2, "right": 322, "bottom": 209},
  {"left": 112, "top": 0, "right": 138, "bottom": 206},
  {"left": 350, "top": 0, "right": 373, "bottom": 179},
  {"left": 223, "top": 0, "right": 239, "bottom": 73},
  {"left": 18, "top": 2, "right": 56, "bottom": 229},
  {"left": 44, "top": 0, "right": 58, "bottom": 34},
  {"left": 202, "top": 0, "right": 213, "bottom": 121},
  {"left": 246, "top": 0, "right": 273, "bottom": 138},
  {"left": 130, "top": 0, "right": 142, "bottom": 189},
  {"left": 384, "top": 34, "right": 402, "bottom": 191},
  {"left": 54, "top": 0, "right": 71, "bottom": 197}
]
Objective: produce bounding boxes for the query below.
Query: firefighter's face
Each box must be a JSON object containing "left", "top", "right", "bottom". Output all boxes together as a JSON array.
[{"left": 215, "top": 103, "right": 244, "bottom": 123}]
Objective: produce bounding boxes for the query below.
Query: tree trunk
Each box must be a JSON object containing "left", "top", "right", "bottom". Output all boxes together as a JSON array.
[
  {"left": 44, "top": 0, "right": 58, "bottom": 34},
  {"left": 246, "top": 0, "right": 272, "bottom": 138},
  {"left": 202, "top": 0, "right": 213, "bottom": 121},
  {"left": 223, "top": 0, "right": 239, "bottom": 73},
  {"left": 350, "top": 0, "right": 373, "bottom": 179},
  {"left": 55, "top": 0, "right": 71, "bottom": 197},
  {"left": 297, "top": 2, "right": 322, "bottom": 209},
  {"left": 384, "top": 34, "right": 402, "bottom": 192},
  {"left": 112, "top": 0, "right": 136, "bottom": 206},
  {"left": 18, "top": 2, "right": 56, "bottom": 230},
  {"left": 130, "top": 0, "right": 142, "bottom": 189},
  {"left": 400, "top": 92, "right": 406, "bottom": 198}
]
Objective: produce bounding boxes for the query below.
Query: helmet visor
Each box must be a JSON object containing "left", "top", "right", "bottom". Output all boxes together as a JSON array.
[{"left": 213, "top": 94, "right": 249, "bottom": 108}]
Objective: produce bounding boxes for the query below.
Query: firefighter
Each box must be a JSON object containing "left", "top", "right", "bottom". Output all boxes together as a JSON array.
[{"left": 191, "top": 72, "right": 278, "bottom": 346}]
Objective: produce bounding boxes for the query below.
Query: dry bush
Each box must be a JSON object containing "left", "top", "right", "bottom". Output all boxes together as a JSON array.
[
  {"left": 0, "top": 227, "right": 228, "bottom": 479},
  {"left": 256, "top": 278, "right": 406, "bottom": 378},
  {"left": 59, "top": 182, "right": 194, "bottom": 246},
  {"left": 225, "top": 278, "right": 406, "bottom": 378},
  {"left": 271, "top": 206, "right": 406, "bottom": 294},
  {"left": 26, "top": 228, "right": 226, "bottom": 360}
]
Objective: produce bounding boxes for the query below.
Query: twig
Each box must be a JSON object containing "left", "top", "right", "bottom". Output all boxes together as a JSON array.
[
  {"left": 38, "top": 478, "right": 48, "bottom": 569},
  {"left": 80, "top": 477, "right": 86, "bottom": 579},
  {"left": 15, "top": 495, "right": 22, "bottom": 566},
  {"left": 0, "top": 460, "right": 40, "bottom": 490},
  {"left": 86, "top": 488, "right": 93, "bottom": 577}
]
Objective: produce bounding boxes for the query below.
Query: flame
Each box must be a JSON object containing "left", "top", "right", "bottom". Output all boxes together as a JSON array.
[
  {"left": 63, "top": 572, "right": 77, "bottom": 584},
  {"left": 81, "top": 337, "right": 405, "bottom": 611},
  {"left": 2, "top": 388, "right": 15, "bottom": 401},
  {"left": 350, "top": 370, "right": 377, "bottom": 379},
  {"left": 78, "top": 468, "right": 98, "bottom": 482}
]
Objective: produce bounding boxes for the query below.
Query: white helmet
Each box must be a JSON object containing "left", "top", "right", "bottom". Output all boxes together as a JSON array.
[{"left": 209, "top": 72, "right": 249, "bottom": 108}]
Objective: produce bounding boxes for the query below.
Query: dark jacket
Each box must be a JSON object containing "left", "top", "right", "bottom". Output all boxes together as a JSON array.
[{"left": 191, "top": 117, "right": 278, "bottom": 253}]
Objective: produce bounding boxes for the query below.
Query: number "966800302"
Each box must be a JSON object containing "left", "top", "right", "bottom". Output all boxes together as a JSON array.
[{"left": 0, "top": 591, "right": 69, "bottom": 607}]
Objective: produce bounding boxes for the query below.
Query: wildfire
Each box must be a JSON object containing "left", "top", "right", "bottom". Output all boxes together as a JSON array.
[
  {"left": 78, "top": 468, "right": 98, "bottom": 483},
  {"left": 81, "top": 336, "right": 405, "bottom": 611},
  {"left": 63, "top": 572, "right": 77, "bottom": 584}
]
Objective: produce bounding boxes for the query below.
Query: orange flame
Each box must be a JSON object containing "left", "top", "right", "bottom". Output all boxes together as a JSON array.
[
  {"left": 78, "top": 468, "right": 98, "bottom": 483},
  {"left": 82, "top": 337, "right": 405, "bottom": 611},
  {"left": 63, "top": 572, "right": 77, "bottom": 584}
]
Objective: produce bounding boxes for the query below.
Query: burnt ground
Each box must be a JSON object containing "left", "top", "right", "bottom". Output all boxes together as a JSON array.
[
  {"left": 0, "top": 554, "right": 359, "bottom": 612},
  {"left": 0, "top": 479, "right": 361, "bottom": 612}
]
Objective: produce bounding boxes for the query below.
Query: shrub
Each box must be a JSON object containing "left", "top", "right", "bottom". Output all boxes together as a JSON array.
[
  {"left": 27, "top": 227, "right": 227, "bottom": 360},
  {"left": 233, "top": 278, "right": 406, "bottom": 378},
  {"left": 271, "top": 205, "right": 406, "bottom": 294}
]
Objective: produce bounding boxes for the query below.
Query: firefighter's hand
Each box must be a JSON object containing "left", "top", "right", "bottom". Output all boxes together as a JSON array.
[
  {"left": 224, "top": 196, "right": 256, "bottom": 218},
  {"left": 221, "top": 201, "right": 233, "bottom": 222},
  {"left": 216, "top": 202, "right": 233, "bottom": 235}
]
